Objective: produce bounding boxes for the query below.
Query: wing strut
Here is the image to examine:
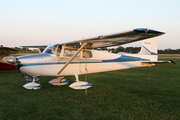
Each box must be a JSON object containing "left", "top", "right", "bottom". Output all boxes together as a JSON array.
[{"left": 57, "top": 42, "right": 88, "bottom": 75}]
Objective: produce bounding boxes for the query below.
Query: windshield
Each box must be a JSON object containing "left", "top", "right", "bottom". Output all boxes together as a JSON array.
[{"left": 43, "top": 44, "right": 61, "bottom": 55}]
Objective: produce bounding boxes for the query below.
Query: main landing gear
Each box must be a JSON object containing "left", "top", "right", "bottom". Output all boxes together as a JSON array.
[
  {"left": 49, "top": 75, "right": 93, "bottom": 90},
  {"left": 23, "top": 75, "right": 93, "bottom": 90},
  {"left": 69, "top": 75, "right": 93, "bottom": 90},
  {"left": 49, "top": 77, "right": 70, "bottom": 86}
]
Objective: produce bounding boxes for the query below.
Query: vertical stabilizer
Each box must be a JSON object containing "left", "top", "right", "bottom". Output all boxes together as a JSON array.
[{"left": 138, "top": 37, "right": 157, "bottom": 60}]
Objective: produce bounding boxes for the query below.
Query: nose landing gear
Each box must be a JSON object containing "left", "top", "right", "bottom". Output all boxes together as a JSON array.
[{"left": 23, "top": 77, "right": 43, "bottom": 90}]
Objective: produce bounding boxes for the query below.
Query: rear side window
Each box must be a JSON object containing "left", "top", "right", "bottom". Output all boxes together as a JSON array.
[{"left": 83, "top": 50, "right": 92, "bottom": 58}]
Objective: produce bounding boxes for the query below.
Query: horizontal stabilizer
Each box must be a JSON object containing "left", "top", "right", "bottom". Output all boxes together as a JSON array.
[{"left": 141, "top": 59, "right": 176, "bottom": 66}]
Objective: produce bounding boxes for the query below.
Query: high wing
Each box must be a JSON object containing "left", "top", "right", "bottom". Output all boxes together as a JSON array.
[
  {"left": 60, "top": 28, "right": 165, "bottom": 48},
  {"left": 21, "top": 44, "right": 49, "bottom": 53},
  {"left": 0, "top": 47, "right": 19, "bottom": 63},
  {"left": 0, "top": 47, "right": 19, "bottom": 56},
  {"left": 20, "top": 44, "right": 49, "bottom": 48},
  {"left": 21, "top": 28, "right": 164, "bottom": 49},
  {"left": 0, "top": 47, "right": 19, "bottom": 58}
]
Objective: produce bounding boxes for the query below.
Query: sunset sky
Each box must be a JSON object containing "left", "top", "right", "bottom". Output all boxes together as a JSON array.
[{"left": 1, "top": 0, "right": 180, "bottom": 49}]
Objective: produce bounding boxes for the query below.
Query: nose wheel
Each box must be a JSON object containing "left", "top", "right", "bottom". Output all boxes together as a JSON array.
[{"left": 23, "top": 77, "right": 43, "bottom": 90}]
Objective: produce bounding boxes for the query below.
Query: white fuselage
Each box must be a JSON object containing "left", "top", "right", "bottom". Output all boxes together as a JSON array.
[{"left": 17, "top": 50, "right": 155, "bottom": 77}]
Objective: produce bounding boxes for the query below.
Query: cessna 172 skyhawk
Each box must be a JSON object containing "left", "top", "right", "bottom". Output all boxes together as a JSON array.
[{"left": 7, "top": 28, "right": 175, "bottom": 90}]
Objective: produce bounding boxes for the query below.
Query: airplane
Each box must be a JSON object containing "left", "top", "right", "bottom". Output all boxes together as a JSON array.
[
  {"left": 0, "top": 45, "right": 19, "bottom": 70},
  {"left": 7, "top": 28, "right": 176, "bottom": 90}
]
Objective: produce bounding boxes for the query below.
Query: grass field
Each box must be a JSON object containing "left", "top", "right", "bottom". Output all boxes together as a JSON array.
[
  {"left": 158, "top": 54, "right": 180, "bottom": 59},
  {"left": 0, "top": 59, "right": 180, "bottom": 119}
]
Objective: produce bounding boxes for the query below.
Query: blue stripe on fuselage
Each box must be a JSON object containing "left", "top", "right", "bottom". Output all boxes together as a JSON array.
[
  {"left": 102, "top": 55, "right": 149, "bottom": 62},
  {"left": 19, "top": 55, "right": 150, "bottom": 67}
]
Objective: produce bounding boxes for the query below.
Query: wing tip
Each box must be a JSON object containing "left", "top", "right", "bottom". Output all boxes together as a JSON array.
[{"left": 133, "top": 28, "right": 165, "bottom": 34}]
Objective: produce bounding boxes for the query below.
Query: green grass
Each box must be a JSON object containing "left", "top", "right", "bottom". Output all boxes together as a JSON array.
[
  {"left": 0, "top": 59, "right": 180, "bottom": 119},
  {"left": 158, "top": 54, "right": 180, "bottom": 58}
]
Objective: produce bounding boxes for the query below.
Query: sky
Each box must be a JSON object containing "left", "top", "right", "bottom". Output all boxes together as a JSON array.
[{"left": 0, "top": 0, "right": 180, "bottom": 50}]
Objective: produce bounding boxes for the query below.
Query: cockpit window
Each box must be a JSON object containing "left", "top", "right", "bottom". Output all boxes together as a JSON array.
[{"left": 43, "top": 44, "right": 61, "bottom": 56}]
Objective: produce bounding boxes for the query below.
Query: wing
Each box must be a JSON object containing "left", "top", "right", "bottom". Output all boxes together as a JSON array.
[
  {"left": 60, "top": 28, "right": 165, "bottom": 48},
  {"left": 21, "top": 44, "right": 49, "bottom": 53},
  {"left": 20, "top": 28, "right": 164, "bottom": 49},
  {"left": 20, "top": 44, "right": 49, "bottom": 48},
  {"left": 0, "top": 47, "right": 19, "bottom": 61},
  {"left": 0, "top": 47, "right": 19, "bottom": 56}
]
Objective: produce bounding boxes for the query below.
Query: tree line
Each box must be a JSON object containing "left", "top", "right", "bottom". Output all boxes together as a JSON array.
[
  {"left": 14, "top": 46, "right": 180, "bottom": 54},
  {"left": 14, "top": 47, "right": 38, "bottom": 53},
  {"left": 97, "top": 46, "right": 180, "bottom": 54}
]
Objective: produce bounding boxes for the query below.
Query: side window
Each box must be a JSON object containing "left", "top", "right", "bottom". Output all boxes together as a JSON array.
[
  {"left": 83, "top": 50, "right": 92, "bottom": 58},
  {"left": 63, "top": 48, "right": 80, "bottom": 57}
]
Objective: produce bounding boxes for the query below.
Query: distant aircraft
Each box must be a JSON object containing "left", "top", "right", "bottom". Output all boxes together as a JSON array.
[
  {"left": 0, "top": 45, "right": 19, "bottom": 70},
  {"left": 7, "top": 28, "right": 175, "bottom": 90}
]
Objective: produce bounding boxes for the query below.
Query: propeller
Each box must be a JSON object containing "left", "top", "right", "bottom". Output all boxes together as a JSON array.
[
  {"left": 7, "top": 57, "right": 24, "bottom": 77},
  {"left": 7, "top": 57, "right": 20, "bottom": 65}
]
